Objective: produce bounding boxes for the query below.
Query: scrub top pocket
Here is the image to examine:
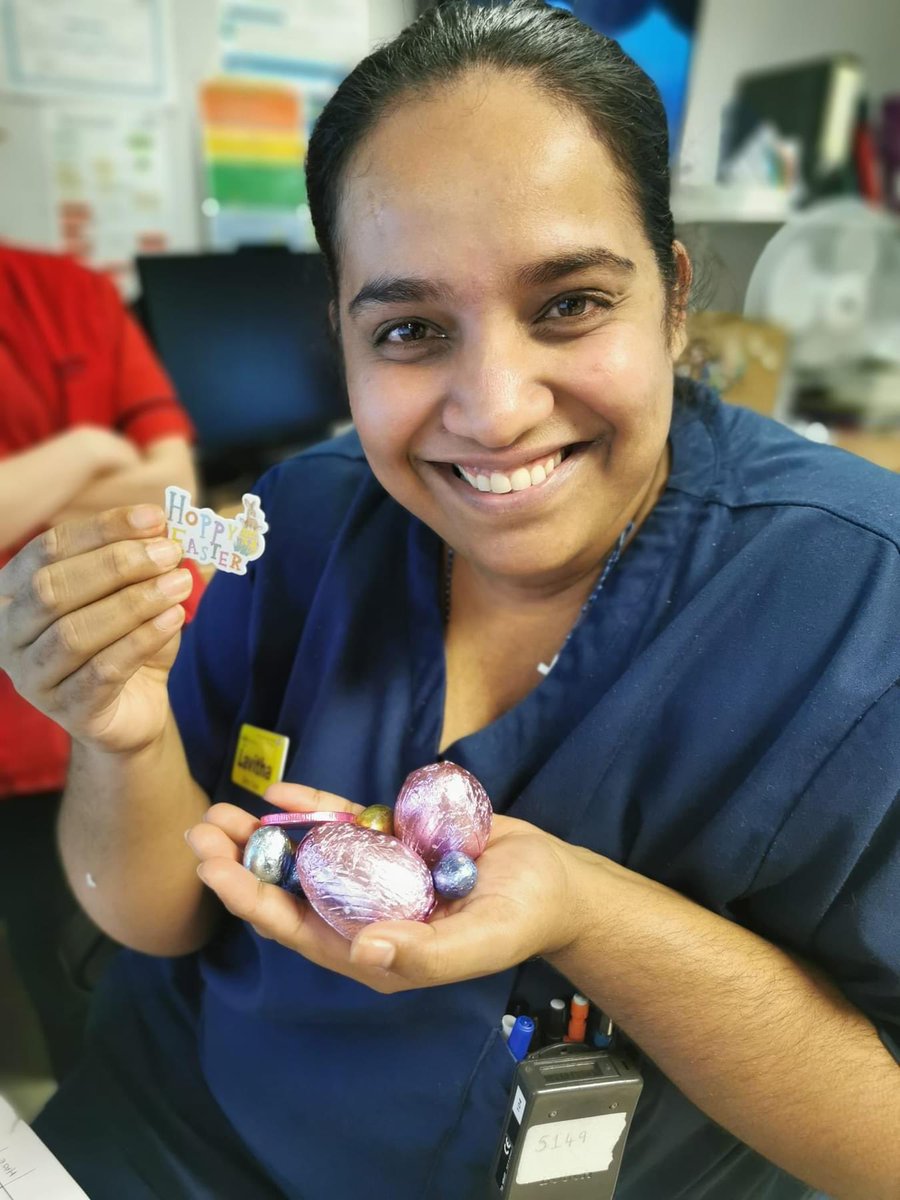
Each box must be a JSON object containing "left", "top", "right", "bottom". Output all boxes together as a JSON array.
[{"left": 422, "top": 1025, "right": 518, "bottom": 1200}]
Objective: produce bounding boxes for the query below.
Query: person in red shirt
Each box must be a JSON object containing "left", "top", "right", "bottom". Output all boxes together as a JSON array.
[{"left": 0, "top": 242, "right": 202, "bottom": 1077}]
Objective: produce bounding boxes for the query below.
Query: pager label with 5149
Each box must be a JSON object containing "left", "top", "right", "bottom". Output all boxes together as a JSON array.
[{"left": 491, "top": 1043, "right": 643, "bottom": 1199}]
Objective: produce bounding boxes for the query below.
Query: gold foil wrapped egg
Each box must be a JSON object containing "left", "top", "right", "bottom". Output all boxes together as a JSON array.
[{"left": 356, "top": 804, "right": 394, "bottom": 835}]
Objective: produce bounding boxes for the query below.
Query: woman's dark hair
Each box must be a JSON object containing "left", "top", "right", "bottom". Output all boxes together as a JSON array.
[{"left": 306, "top": 0, "right": 679, "bottom": 310}]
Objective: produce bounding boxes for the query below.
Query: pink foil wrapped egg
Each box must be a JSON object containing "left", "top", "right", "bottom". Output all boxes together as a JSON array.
[
  {"left": 394, "top": 762, "right": 492, "bottom": 869},
  {"left": 295, "top": 823, "right": 435, "bottom": 940}
]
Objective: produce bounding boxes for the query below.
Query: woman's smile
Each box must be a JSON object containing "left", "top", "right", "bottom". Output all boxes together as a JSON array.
[{"left": 423, "top": 439, "right": 605, "bottom": 515}]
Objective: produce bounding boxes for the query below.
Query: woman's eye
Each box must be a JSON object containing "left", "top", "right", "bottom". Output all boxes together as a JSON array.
[
  {"left": 379, "top": 321, "right": 432, "bottom": 345},
  {"left": 544, "top": 294, "right": 609, "bottom": 320},
  {"left": 553, "top": 296, "right": 589, "bottom": 318}
]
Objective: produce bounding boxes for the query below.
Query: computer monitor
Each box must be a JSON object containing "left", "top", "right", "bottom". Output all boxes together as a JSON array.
[{"left": 136, "top": 249, "right": 347, "bottom": 486}]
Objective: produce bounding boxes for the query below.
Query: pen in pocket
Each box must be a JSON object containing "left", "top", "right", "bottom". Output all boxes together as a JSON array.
[
  {"left": 588, "top": 1003, "right": 614, "bottom": 1048},
  {"left": 507, "top": 1015, "right": 535, "bottom": 1061}
]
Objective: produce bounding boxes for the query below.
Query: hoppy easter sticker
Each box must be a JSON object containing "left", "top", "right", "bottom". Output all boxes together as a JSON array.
[{"left": 165, "top": 487, "right": 268, "bottom": 575}]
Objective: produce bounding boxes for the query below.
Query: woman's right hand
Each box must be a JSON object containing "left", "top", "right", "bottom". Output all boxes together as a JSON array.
[{"left": 0, "top": 505, "right": 193, "bottom": 755}]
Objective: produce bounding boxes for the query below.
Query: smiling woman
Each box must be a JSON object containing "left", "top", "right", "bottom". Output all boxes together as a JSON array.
[
  {"left": 312, "top": 13, "right": 688, "bottom": 604},
  {"left": 5, "top": 3, "right": 899, "bottom": 1200},
  {"left": 312, "top": 29, "right": 691, "bottom": 749}
]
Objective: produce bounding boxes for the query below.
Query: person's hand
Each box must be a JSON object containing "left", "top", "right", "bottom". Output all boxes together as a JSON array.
[
  {"left": 0, "top": 505, "right": 193, "bottom": 754},
  {"left": 187, "top": 783, "right": 595, "bottom": 993},
  {"left": 68, "top": 425, "right": 142, "bottom": 475}
]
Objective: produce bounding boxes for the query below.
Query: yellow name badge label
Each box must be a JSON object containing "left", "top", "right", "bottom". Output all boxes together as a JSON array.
[{"left": 231, "top": 723, "right": 290, "bottom": 797}]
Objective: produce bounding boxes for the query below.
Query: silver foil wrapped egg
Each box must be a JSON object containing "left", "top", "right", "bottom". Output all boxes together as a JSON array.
[
  {"left": 243, "top": 825, "right": 293, "bottom": 884},
  {"left": 394, "top": 761, "right": 492, "bottom": 868},
  {"left": 295, "top": 823, "right": 435, "bottom": 940},
  {"left": 432, "top": 850, "right": 478, "bottom": 899}
]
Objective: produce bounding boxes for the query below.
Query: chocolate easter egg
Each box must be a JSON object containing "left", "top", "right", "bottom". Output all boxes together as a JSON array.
[
  {"left": 295, "top": 823, "right": 435, "bottom": 940},
  {"left": 432, "top": 850, "right": 478, "bottom": 899},
  {"left": 356, "top": 804, "right": 394, "bottom": 834},
  {"left": 243, "top": 826, "right": 293, "bottom": 885},
  {"left": 394, "top": 762, "right": 492, "bottom": 868},
  {"left": 281, "top": 848, "right": 305, "bottom": 896}
]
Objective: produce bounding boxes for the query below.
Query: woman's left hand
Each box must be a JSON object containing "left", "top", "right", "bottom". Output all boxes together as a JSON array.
[{"left": 186, "top": 782, "right": 594, "bottom": 993}]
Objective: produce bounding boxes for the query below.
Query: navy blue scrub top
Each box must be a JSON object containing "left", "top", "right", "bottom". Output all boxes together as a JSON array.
[{"left": 38, "top": 382, "right": 900, "bottom": 1200}]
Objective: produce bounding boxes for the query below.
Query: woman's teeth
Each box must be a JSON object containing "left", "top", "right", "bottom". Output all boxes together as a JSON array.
[{"left": 455, "top": 450, "right": 564, "bottom": 494}]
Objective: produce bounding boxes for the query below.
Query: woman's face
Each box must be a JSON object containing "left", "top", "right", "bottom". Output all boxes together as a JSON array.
[{"left": 336, "top": 72, "right": 687, "bottom": 589}]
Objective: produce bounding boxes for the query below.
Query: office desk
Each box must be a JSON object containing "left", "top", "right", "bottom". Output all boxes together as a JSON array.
[{"left": 832, "top": 430, "right": 900, "bottom": 474}]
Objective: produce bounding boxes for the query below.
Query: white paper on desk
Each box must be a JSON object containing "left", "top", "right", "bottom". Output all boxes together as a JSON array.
[{"left": 0, "top": 1096, "right": 89, "bottom": 1199}]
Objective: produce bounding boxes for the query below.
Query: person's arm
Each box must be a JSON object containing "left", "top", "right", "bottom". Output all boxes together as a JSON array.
[
  {"left": 0, "top": 505, "right": 215, "bottom": 955},
  {"left": 189, "top": 791, "right": 900, "bottom": 1200},
  {"left": 548, "top": 854, "right": 900, "bottom": 1200},
  {"left": 61, "top": 708, "right": 217, "bottom": 955},
  {"left": 0, "top": 427, "right": 139, "bottom": 552},
  {"left": 50, "top": 274, "right": 200, "bottom": 525},
  {"left": 49, "top": 435, "right": 198, "bottom": 526}
]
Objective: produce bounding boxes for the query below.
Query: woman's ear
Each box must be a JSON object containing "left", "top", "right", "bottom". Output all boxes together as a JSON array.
[{"left": 668, "top": 240, "right": 693, "bottom": 359}]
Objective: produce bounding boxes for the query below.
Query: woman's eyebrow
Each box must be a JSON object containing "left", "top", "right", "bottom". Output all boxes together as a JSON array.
[
  {"left": 348, "top": 276, "right": 452, "bottom": 316},
  {"left": 516, "top": 246, "right": 636, "bottom": 287}
]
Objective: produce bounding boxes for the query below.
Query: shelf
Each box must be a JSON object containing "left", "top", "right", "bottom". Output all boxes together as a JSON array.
[{"left": 672, "top": 184, "right": 794, "bottom": 225}]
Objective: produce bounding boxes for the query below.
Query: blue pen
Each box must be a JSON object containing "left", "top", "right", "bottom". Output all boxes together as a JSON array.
[
  {"left": 507, "top": 1015, "right": 535, "bottom": 1061},
  {"left": 591, "top": 1007, "right": 614, "bottom": 1049}
]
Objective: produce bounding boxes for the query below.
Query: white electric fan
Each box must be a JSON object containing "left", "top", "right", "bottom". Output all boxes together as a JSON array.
[{"left": 744, "top": 197, "right": 900, "bottom": 426}]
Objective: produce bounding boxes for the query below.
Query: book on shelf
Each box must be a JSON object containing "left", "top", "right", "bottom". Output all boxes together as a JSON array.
[{"left": 721, "top": 56, "right": 864, "bottom": 200}]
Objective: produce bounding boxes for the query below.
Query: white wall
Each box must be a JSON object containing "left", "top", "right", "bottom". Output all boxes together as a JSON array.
[
  {"left": 680, "top": 0, "right": 900, "bottom": 185},
  {"left": 0, "top": 0, "right": 415, "bottom": 258},
  {"left": 370, "top": 0, "right": 418, "bottom": 46}
]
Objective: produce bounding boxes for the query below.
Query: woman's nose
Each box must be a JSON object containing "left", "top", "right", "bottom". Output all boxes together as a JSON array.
[{"left": 440, "top": 331, "right": 553, "bottom": 448}]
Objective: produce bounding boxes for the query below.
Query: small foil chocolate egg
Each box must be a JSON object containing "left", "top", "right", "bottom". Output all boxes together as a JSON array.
[
  {"left": 295, "top": 823, "right": 435, "bottom": 940},
  {"left": 432, "top": 850, "right": 478, "bottom": 900},
  {"left": 243, "top": 826, "right": 293, "bottom": 885},
  {"left": 394, "top": 761, "right": 492, "bottom": 868},
  {"left": 356, "top": 804, "right": 394, "bottom": 835},
  {"left": 281, "top": 847, "right": 305, "bottom": 896}
]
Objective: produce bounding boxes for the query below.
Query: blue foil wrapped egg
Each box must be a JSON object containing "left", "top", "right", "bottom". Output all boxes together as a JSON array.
[
  {"left": 432, "top": 850, "right": 478, "bottom": 900},
  {"left": 243, "top": 826, "right": 293, "bottom": 885},
  {"left": 281, "top": 846, "right": 305, "bottom": 896}
]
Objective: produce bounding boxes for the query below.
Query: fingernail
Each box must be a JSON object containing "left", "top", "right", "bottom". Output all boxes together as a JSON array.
[
  {"left": 130, "top": 505, "right": 164, "bottom": 529},
  {"left": 158, "top": 568, "right": 192, "bottom": 598},
  {"left": 196, "top": 864, "right": 208, "bottom": 883},
  {"left": 154, "top": 604, "right": 185, "bottom": 631},
  {"left": 146, "top": 539, "right": 181, "bottom": 567},
  {"left": 350, "top": 938, "right": 395, "bottom": 970},
  {"left": 183, "top": 828, "right": 194, "bottom": 847}
]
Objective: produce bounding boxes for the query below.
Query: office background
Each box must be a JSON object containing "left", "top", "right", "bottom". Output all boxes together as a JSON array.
[{"left": 1, "top": 0, "right": 898, "bottom": 274}]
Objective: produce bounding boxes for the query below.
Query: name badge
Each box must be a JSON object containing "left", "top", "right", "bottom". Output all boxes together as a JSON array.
[{"left": 231, "top": 723, "right": 290, "bottom": 796}]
